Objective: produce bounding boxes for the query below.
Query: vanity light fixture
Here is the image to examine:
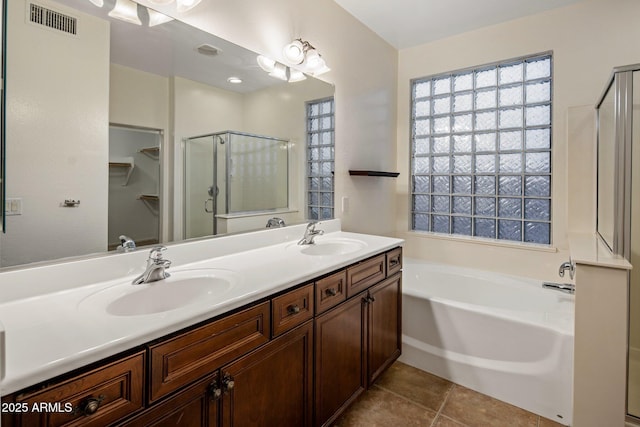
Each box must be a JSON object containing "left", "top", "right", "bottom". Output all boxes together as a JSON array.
[
  {"left": 108, "top": 0, "right": 142, "bottom": 25},
  {"left": 282, "top": 38, "right": 330, "bottom": 76},
  {"left": 148, "top": 8, "right": 174, "bottom": 26},
  {"left": 257, "top": 55, "right": 307, "bottom": 83},
  {"left": 148, "top": 0, "right": 203, "bottom": 13}
]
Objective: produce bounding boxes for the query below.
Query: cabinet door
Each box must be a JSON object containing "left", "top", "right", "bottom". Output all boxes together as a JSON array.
[
  {"left": 314, "top": 294, "right": 366, "bottom": 427},
  {"left": 12, "top": 351, "right": 145, "bottom": 427},
  {"left": 220, "top": 321, "right": 313, "bottom": 427},
  {"left": 118, "top": 375, "right": 218, "bottom": 427},
  {"left": 367, "top": 273, "right": 402, "bottom": 385}
]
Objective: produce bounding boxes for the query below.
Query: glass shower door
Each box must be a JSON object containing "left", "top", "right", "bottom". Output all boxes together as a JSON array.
[
  {"left": 628, "top": 70, "right": 640, "bottom": 419},
  {"left": 184, "top": 134, "right": 228, "bottom": 239}
]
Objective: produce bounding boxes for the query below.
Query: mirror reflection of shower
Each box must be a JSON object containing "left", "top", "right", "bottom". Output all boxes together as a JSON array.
[{"left": 184, "top": 131, "right": 289, "bottom": 239}]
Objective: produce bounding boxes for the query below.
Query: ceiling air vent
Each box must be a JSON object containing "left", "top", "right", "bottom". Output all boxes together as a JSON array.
[
  {"left": 29, "top": 3, "right": 77, "bottom": 35},
  {"left": 197, "top": 44, "right": 221, "bottom": 56}
]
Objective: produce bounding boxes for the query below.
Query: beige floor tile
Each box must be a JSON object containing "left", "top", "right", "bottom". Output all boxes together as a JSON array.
[
  {"left": 539, "top": 416, "right": 569, "bottom": 427},
  {"left": 441, "top": 385, "right": 538, "bottom": 427},
  {"left": 332, "top": 386, "right": 437, "bottom": 427},
  {"left": 375, "top": 361, "right": 453, "bottom": 411},
  {"left": 433, "top": 415, "right": 469, "bottom": 426}
]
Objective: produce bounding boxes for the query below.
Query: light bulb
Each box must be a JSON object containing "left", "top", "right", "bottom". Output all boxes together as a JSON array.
[
  {"left": 304, "top": 49, "right": 322, "bottom": 70},
  {"left": 176, "top": 0, "right": 202, "bottom": 12},
  {"left": 283, "top": 40, "right": 305, "bottom": 64},
  {"left": 288, "top": 69, "right": 307, "bottom": 83},
  {"left": 108, "top": 0, "right": 142, "bottom": 25},
  {"left": 148, "top": 9, "right": 174, "bottom": 27},
  {"left": 148, "top": 0, "right": 173, "bottom": 4},
  {"left": 257, "top": 55, "right": 277, "bottom": 73},
  {"left": 88, "top": 0, "right": 104, "bottom": 7},
  {"left": 269, "top": 63, "right": 288, "bottom": 81}
]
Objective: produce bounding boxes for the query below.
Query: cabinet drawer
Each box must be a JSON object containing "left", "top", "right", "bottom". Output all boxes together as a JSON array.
[
  {"left": 14, "top": 351, "right": 145, "bottom": 427},
  {"left": 346, "top": 254, "right": 386, "bottom": 298},
  {"left": 148, "top": 302, "right": 270, "bottom": 402},
  {"left": 315, "top": 270, "right": 347, "bottom": 314},
  {"left": 272, "top": 284, "right": 314, "bottom": 337},
  {"left": 386, "top": 247, "right": 403, "bottom": 277}
]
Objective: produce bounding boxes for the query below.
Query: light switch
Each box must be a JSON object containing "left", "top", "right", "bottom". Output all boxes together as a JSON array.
[
  {"left": 5, "top": 198, "right": 22, "bottom": 215},
  {"left": 341, "top": 196, "right": 349, "bottom": 213}
]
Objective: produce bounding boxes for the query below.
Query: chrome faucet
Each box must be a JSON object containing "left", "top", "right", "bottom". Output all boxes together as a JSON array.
[
  {"left": 132, "top": 246, "right": 171, "bottom": 285},
  {"left": 298, "top": 221, "right": 324, "bottom": 245},
  {"left": 266, "top": 217, "right": 286, "bottom": 228},
  {"left": 117, "top": 235, "right": 136, "bottom": 252},
  {"left": 558, "top": 260, "right": 575, "bottom": 280}
]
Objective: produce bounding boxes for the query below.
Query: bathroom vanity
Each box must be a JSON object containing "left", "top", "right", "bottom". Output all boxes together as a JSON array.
[{"left": 0, "top": 222, "right": 402, "bottom": 426}]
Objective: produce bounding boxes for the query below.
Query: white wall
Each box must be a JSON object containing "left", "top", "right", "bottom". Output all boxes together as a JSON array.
[
  {"left": 109, "top": 64, "right": 170, "bottom": 242},
  {"left": 396, "top": 0, "right": 640, "bottom": 280},
  {"left": 1, "top": 0, "right": 110, "bottom": 267},
  {"left": 135, "top": 0, "right": 399, "bottom": 237}
]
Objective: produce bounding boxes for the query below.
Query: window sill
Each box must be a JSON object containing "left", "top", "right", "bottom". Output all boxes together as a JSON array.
[{"left": 406, "top": 230, "right": 558, "bottom": 253}]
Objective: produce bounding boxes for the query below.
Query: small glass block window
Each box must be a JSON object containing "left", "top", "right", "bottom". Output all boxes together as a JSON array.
[
  {"left": 307, "top": 98, "right": 334, "bottom": 220},
  {"left": 410, "top": 53, "right": 552, "bottom": 244}
]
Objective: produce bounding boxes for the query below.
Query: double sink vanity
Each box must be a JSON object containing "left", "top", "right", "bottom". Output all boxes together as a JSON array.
[{"left": 0, "top": 220, "right": 403, "bottom": 426}]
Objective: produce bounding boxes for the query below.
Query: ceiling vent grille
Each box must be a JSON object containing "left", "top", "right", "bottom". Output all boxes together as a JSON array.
[{"left": 29, "top": 3, "right": 77, "bottom": 35}]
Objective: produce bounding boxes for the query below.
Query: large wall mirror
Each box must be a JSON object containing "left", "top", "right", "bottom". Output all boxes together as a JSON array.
[{"left": 0, "top": 0, "right": 334, "bottom": 268}]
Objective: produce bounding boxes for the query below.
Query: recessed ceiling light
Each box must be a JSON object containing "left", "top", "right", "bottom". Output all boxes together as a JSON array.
[{"left": 227, "top": 77, "right": 243, "bottom": 84}]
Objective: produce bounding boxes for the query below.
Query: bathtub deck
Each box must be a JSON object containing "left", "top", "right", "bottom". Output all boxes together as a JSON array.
[{"left": 332, "top": 361, "right": 567, "bottom": 427}]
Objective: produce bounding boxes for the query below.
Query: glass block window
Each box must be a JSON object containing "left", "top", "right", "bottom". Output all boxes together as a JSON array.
[
  {"left": 307, "top": 97, "right": 335, "bottom": 220},
  {"left": 410, "top": 54, "right": 552, "bottom": 244}
]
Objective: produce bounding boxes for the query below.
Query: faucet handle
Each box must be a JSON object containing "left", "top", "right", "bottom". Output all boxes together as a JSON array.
[{"left": 149, "top": 246, "right": 167, "bottom": 261}]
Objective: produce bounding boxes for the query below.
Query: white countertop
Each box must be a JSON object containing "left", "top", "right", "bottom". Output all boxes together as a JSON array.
[
  {"left": 568, "top": 232, "right": 632, "bottom": 270},
  {"left": 0, "top": 222, "right": 403, "bottom": 395}
]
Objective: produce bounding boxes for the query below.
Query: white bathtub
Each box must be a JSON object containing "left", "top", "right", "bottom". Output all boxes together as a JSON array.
[{"left": 399, "top": 258, "right": 574, "bottom": 425}]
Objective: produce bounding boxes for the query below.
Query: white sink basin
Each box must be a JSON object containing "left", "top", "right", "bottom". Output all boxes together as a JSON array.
[
  {"left": 79, "top": 269, "right": 239, "bottom": 316},
  {"left": 292, "top": 238, "right": 367, "bottom": 256}
]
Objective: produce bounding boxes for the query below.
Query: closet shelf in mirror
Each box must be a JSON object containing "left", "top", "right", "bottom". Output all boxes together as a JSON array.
[
  {"left": 139, "top": 147, "right": 160, "bottom": 158},
  {"left": 348, "top": 170, "right": 400, "bottom": 177},
  {"left": 138, "top": 194, "right": 159, "bottom": 201},
  {"left": 109, "top": 157, "right": 135, "bottom": 186}
]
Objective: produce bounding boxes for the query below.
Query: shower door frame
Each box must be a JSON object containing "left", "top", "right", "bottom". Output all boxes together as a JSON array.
[{"left": 597, "top": 63, "right": 640, "bottom": 423}]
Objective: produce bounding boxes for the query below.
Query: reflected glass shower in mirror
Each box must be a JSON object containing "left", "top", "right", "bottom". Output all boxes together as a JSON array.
[
  {"left": 184, "top": 131, "right": 289, "bottom": 239},
  {"left": 596, "top": 82, "right": 615, "bottom": 250},
  {"left": 0, "top": 0, "right": 334, "bottom": 268}
]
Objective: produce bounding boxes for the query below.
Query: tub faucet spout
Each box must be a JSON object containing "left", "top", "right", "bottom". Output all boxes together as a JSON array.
[{"left": 558, "top": 260, "right": 575, "bottom": 280}]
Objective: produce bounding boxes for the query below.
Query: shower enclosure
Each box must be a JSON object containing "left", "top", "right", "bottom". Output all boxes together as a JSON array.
[
  {"left": 184, "top": 131, "right": 289, "bottom": 239},
  {"left": 595, "top": 64, "right": 640, "bottom": 421}
]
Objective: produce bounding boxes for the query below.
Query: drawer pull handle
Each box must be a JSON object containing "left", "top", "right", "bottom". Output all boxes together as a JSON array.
[
  {"left": 75, "top": 395, "right": 105, "bottom": 416},
  {"left": 287, "top": 304, "right": 301, "bottom": 315},
  {"left": 209, "top": 382, "right": 222, "bottom": 401},
  {"left": 223, "top": 374, "right": 235, "bottom": 392},
  {"left": 390, "top": 258, "right": 400, "bottom": 267},
  {"left": 325, "top": 288, "right": 337, "bottom": 296}
]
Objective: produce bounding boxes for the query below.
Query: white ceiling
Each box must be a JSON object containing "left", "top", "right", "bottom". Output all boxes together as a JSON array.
[{"left": 334, "top": 0, "right": 586, "bottom": 49}]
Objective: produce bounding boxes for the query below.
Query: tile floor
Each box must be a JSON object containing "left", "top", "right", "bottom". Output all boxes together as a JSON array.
[{"left": 332, "top": 362, "right": 567, "bottom": 427}]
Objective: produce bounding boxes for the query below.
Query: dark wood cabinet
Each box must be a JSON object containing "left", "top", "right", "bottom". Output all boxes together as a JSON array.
[
  {"left": 11, "top": 351, "right": 145, "bottom": 427},
  {"left": 314, "top": 295, "right": 367, "bottom": 427},
  {"left": 118, "top": 375, "right": 218, "bottom": 427},
  {"left": 147, "top": 302, "right": 270, "bottom": 402},
  {"left": 367, "top": 274, "right": 402, "bottom": 385},
  {"left": 2, "top": 247, "right": 402, "bottom": 427},
  {"left": 220, "top": 321, "right": 313, "bottom": 427}
]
